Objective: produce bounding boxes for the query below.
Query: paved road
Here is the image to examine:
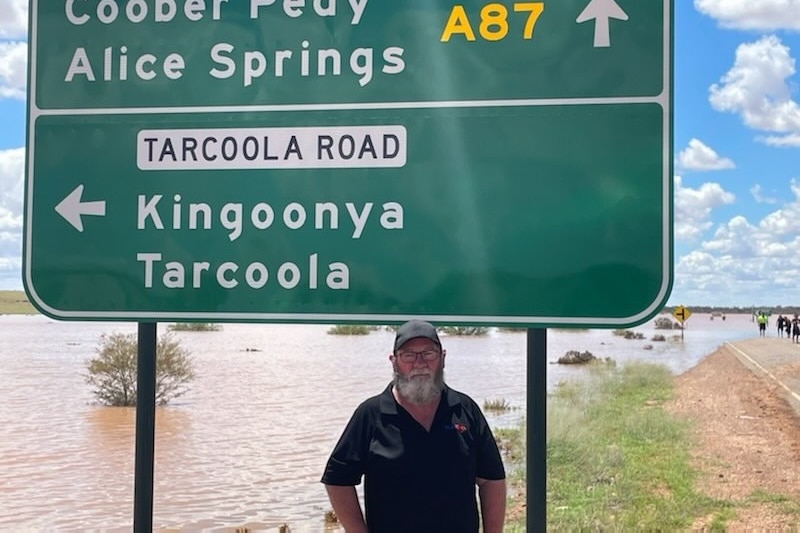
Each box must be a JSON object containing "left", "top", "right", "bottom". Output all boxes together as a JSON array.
[{"left": 727, "top": 337, "right": 800, "bottom": 414}]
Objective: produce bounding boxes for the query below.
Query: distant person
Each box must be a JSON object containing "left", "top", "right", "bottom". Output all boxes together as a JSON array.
[
  {"left": 757, "top": 313, "right": 768, "bottom": 337},
  {"left": 793, "top": 315, "right": 800, "bottom": 343},
  {"left": 321, "top": 319, "right": 507, "bottom": 533},
  {"left": 777, "top": 315, "right": 786, "bottom": 338}
]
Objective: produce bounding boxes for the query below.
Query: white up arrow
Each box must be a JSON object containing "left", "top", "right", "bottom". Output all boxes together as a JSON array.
[
  {"left": 576, "top": 0, "right": 629, "bottom": 48},
  {"left": 55, "top": 185, "right": 107, "bottom": 232}
]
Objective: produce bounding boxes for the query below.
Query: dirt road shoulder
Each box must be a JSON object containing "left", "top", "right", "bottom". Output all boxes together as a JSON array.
[{"left": 666, "top": 343, "right": 800, "bottom": 528}]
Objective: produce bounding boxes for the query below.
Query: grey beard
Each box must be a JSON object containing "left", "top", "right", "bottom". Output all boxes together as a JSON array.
[{"left": 393, "top": 366, "right": 445, "bottom": 405}]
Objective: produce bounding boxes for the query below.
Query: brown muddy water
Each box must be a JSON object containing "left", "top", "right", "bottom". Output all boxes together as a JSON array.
[{"left": 0, "top": 314, "right": 754, "bottom": 531}]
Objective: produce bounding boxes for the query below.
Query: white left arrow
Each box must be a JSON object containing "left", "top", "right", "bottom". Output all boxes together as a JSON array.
[
  {"left": 55, "top": 185, "right": 107, "bottom": 232},
  {"left": 576, "top": 0, "right": 629, "bottom": 48}
]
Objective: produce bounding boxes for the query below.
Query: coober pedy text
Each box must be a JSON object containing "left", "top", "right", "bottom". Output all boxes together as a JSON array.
[{"left": 62, "top": 0, "right": 405, "bottom": 87}]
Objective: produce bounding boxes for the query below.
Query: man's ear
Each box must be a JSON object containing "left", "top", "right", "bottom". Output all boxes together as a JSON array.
[{"left": 441, "top": 348, "right": 446, "bottom": 367}]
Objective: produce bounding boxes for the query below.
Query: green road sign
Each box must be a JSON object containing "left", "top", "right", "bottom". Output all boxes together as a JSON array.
[{"left": 24, "top": 0, "right": 673, "bottom": 326}]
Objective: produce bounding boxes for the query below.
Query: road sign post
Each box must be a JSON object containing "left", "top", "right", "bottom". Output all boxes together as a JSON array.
[
  {"left": 672, "top": 305, "right": 690, "bottom": 340},
  {"left": 25, "top": 0, "right": 673, "bottom": 327}
]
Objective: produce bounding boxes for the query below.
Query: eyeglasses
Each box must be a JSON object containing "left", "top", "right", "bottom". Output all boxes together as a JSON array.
[{"left": 395, "top": 349, "right": 440, "bottom": 364}]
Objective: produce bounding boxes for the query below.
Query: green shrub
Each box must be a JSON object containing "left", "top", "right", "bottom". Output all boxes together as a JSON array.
[
  {"left": 328, "top": 324, "right": 370, "bottom": 335},
  {"left": 168, "top": 322, "right": 221, "bottom": 332},
  {"left": 654, "top": 317, "right": 679, "bottom": 330},
  {"left": 85, "top": 332, "right": 196, "bottom": 406},
  {"left": 483, "top": 398, "right": 512, "bottom": 412},
  {"left": 439, "top": 326, "right": 489, "bottom": 336}
]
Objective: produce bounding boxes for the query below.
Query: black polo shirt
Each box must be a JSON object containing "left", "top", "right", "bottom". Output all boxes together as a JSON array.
[{"left": 321, "top": 384, "right": 506, "bottom": 533}]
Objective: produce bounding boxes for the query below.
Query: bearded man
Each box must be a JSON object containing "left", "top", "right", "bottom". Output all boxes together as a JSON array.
[{"left": 321, "top": 320, "right": 506, "bottom": 533}]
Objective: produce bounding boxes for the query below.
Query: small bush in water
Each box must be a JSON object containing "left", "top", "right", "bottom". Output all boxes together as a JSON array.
[{"left": 85, "top": 332, "right": 196, "bottom": 406}]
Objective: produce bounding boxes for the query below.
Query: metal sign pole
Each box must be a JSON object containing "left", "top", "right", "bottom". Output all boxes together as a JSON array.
[
  {"left": 134, "top": 322, "right": 157, "bottom": 532},
  {"left": 527, "top": 328, "right": 547, "bottom": 532}
]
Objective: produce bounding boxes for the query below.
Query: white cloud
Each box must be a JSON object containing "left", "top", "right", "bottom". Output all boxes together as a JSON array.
[
  {"left": 709, "top": 35, "right": 800, "bottom": 135},
  {"left": 676, "top": 138, "right": 735, "bottom": 171},
  {"left": 674, "top": 174, "right": 736, "bottom": 242},
  {"left": 0, "top": 255, "right": 22, "bottom": 290},
  {"left": 0, "top": 0, "right": 27, "bottom": 39},
  {"left": 0, "top": 146, "right": 23, "bottom": 218},
  {"left": 672, "top": 248, "right": 789, "bottom": 307},
  {"left": 760, "top": 133, "right": 800, "bottom": 147},
  {"left": 750, "top": 184, "right": 779, "bottom": 204},
  {"left": 673, "top": 181, "right": 800, "bottom": 306},
  {"left": 0, "top": 147, "right": 24, "bottom": 287},
  {"left": 0, "top": 41, "right": 27, "bottom": 100},
  {"left": 673, "top": 251, "right": 746, "bottom": 307},
  {"left": 694, "top": 0, "right": 800, "bottom": 31}
]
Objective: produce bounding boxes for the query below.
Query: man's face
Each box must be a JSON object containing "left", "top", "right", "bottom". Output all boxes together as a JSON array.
[{"left": 391, "top": 337, "right": 446, "bottom": 404}]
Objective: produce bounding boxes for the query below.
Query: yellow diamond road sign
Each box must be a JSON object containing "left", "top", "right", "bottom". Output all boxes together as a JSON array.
[{"left": 672, "top": 306, "right": 691, "bottom": 323}]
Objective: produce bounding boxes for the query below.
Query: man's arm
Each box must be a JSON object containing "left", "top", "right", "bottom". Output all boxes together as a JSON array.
[
  {"left": 325, "top": 484, "right": 368, "bottom": 533},
  {"left": 477, "top": 477, "right": 506, "bottom": 533}
]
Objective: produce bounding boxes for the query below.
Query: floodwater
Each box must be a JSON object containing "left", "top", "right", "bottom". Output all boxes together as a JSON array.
[{"left": 0, "top": 313, "right": 756, "bottom": 531}]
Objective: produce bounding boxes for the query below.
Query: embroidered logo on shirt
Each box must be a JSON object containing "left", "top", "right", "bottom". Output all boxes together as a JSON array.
[{"left": 445, "top": 423, "right": 468, "bottom": 433}]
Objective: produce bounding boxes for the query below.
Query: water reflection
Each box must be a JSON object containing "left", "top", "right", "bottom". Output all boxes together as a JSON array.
[
  {"left": 0, "top": 314, "right": 755, "bottom": 530},
  {"left": 85, "top": 406, "right": 135, "bottom": 443}
]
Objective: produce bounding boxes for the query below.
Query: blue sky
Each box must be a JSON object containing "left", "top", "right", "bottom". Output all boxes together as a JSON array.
[{"left": 0, "top": 1, "right": 799, "bottom": 309}]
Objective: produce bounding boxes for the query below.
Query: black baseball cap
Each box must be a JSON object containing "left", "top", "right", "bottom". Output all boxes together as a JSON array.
[{"left": 394, "top": 320, "right": 441, "bottom": 352}]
